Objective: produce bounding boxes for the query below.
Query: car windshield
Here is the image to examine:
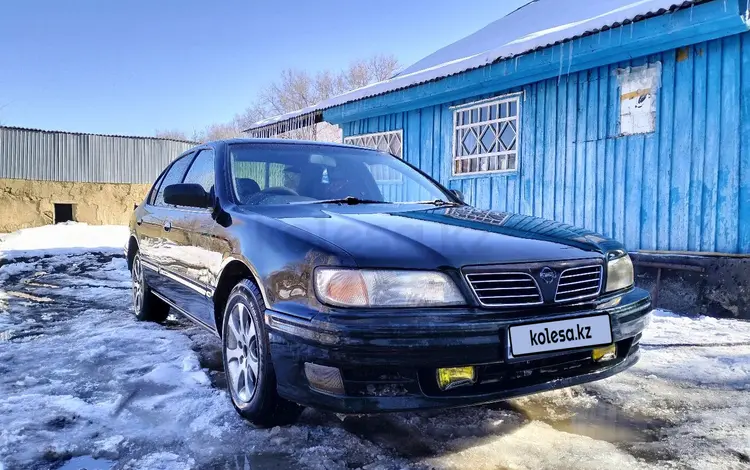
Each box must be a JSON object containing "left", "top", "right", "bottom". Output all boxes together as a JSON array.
[{"left": 228, "top": 143, "right": 453, "bottom": 205}]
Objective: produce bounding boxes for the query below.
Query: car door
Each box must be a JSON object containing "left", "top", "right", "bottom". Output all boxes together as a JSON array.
[
  {"left": 137, "top": 168, "right": 167, "bottom": 288},
  {"left": 142, "top": 153, "right": 195, "bottom": 300},
  {"left": 166, "top": 148, "right": 221, "bottom": 327}
]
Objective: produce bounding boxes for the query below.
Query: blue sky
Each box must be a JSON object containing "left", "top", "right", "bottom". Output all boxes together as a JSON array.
[{"left": 0, "top": 0, "right": 527, "bottom": 136}]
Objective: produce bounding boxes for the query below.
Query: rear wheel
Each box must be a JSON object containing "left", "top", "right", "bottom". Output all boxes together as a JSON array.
[
  {"left": 222, "top": 279, "right": 303, "bottom": 427},
  {"left": 131, "top": 252, "right": 170, "bottom": 322}
]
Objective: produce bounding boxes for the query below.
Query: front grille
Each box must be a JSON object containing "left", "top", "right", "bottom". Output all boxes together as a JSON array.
[
  {"left": 339, "top": 366, "right": 419, "bottom": 397},
  {"left": 555, "top": 265, "right": 603, "bottom": 302},
  {"left": 466, "top": 272, "right": 543, "bottom": 307}
]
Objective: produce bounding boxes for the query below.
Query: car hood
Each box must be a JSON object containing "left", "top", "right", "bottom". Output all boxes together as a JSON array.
[{"left": 252, "top": 204, "right": 623, "bottom": 269}]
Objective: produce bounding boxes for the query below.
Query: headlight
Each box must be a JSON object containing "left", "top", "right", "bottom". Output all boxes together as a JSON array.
[
  {"left": 606, "top": 253, "right": 634, "bottom": 293},
  {"left": 314, "top": 268, "right": 465, "bottom": 308}
]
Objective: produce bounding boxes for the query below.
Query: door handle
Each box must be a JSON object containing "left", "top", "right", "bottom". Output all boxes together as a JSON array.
[{"left": 163, "top": 221, "right": 172, "bottom": 232}]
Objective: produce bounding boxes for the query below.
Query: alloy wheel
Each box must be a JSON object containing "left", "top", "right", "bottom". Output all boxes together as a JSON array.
[
  {"left": 131, "top": 255, "right": 143, "bottom": 314},
  {"left": 225, "top": 303, "right": 260, "bottom": 403}
]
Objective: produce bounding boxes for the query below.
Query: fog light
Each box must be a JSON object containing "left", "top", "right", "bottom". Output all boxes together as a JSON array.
[
  {"left": 592, "top": 344, "right": 617, "bottom": 362},
  {"left": 436, "top": 366, "right": 476, "bottom": 391},
  {"left": 304, "top": 362, "right": 345, "bottom": 395}
]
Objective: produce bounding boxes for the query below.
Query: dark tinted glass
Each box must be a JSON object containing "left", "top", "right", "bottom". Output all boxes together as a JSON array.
[
  {"left": 183, "top": 149, "right": 215, "bottom": 194},
  {"left": 147, "top": 170, "right": 166, "bottom": 205},
  {"left": 154, "top": 154, "right": 194, "bottom": 207}
]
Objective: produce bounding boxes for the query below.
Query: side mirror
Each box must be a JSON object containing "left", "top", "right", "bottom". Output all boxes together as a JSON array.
[
  {"left": 164, "top": 184, "right": 210, "bottom": 208},
  {"left": 450, "top": 189, "right": 465, "bottom": 203}
]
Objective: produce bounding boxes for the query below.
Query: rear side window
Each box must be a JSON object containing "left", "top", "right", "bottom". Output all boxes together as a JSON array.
[
  {"left": 147, "top": 169, "right": 167, "bottom": 205},
  {"left": 183, "top": 149, "right": 215, "bottom": 194},
  {"left": 154, "top": 154, "right": 194, "bottom": 207}
]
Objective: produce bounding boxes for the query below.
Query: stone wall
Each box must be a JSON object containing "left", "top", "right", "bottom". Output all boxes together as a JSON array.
[{"left": 0, "top": 178, "right": 151, "bottom": 232}]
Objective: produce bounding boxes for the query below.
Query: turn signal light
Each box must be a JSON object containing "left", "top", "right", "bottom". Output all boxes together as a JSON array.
[
  {"left": 592, "top": 344, "right": 617, "bottom": 362},
  {"left": 436, "top": 366, "right": 476, "bottom": 391},
  {"left": 304, "top": 362, "right": 345, "bottom": 395}
]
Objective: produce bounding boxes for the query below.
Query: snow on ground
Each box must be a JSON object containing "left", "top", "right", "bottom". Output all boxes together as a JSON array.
[
  {"left": 1, "top": 223, "right": 749, "bottom": 470},
  {"left": 0, "top": 222, "right": 128, "bottom": 260}
]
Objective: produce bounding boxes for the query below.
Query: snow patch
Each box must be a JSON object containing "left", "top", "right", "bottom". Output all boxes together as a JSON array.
[
  {"left": 428, "top": 421, "right": 644, "bottom": 470},
  {"left": 0, "top": 222, "right": 128, "bottom": 260},
  {"left": 643, "top": 309, "right": 750, "bottom": 346},
  {"left": 123, "top": 452, "right": 195, "bottom": 470},
  {"left": 142, "top": 358, "right": 210, "bottom": 387}
]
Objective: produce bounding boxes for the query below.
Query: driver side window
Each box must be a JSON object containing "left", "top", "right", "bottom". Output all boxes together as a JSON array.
[{"left": 183, "top": 149, "right": 215, "bottom": 194}]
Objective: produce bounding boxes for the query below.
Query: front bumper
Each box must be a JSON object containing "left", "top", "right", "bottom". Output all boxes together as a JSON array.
[{"left": 266, "top": 288, "right": 652, "bottom": 414}]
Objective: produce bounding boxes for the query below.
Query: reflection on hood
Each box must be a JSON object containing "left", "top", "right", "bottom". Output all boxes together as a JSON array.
[{"left": 397, "top": 206, "right": 617, "bottom": 253}]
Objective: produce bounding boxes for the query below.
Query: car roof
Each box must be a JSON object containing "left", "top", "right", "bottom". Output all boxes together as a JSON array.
[
  {"left": 178, "top": 138, "right": 387, "bottom": 161},
  {"left": 202, "top": 138, "right": 365, "bottom": 149}
]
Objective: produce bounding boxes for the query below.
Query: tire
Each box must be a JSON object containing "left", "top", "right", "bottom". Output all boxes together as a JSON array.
[
  {"left": 131, "top": 251, "right": 170, "bottom": 322},
  {"left": 222, "top": 279, "right": 303, "bottom": 427}
]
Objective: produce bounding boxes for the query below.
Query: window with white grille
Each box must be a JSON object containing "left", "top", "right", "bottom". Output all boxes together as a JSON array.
[
  {"left": 345, "top": 130, "right": 404, "bottom": 183},
  {"left": 453, "top": 95, "right": 520, "bottom": 175},
  {"left": 344, "top": 130, "right": 403, "bottom": 158}
]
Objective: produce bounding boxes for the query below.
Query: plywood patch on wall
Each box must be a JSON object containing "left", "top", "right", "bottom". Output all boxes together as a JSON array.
[{"left": 615, "top": 62, "right": 662, "bottom": 135}]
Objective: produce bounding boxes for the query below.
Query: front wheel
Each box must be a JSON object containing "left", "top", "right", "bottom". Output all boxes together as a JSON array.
[
  {"left": 131, "top": 252, "right": 170, "bottom": 322},
  {"left": 222, "top": 279, "right": 303, "bottom": 427}
]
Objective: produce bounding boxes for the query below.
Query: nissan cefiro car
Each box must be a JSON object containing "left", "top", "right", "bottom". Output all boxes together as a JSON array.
[{"left": 126, "top": 139, "right": 651, "bottom": 426}]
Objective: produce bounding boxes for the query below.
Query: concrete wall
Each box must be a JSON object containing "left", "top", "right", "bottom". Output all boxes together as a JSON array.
[
  {"left": 0, "top": 178, "right": 150, "bottom": 232},
  {"left": 632, "top": 252, "right": 750, "bottom": 320}
]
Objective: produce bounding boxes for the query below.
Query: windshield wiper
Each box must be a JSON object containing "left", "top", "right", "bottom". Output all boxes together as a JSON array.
[
  {"left": 289, "top": 196, "right": 389, "bottom": 205},
  {"left": 399, "top": 199, "right": 461, "bottom": 206},
  {"left": 289, "top": 197, "right": 461, "bottom": 206}
]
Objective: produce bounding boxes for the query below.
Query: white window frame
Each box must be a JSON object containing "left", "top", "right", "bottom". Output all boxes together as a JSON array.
[
  {"left": 452, "top": 93, "right": 521, "bottom": 176},
  {"left": 344, "top": 129, "right": 403, "bottom": 158}
]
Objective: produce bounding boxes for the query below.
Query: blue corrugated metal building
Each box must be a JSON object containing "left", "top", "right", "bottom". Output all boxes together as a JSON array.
[{"left": 249, "top": 0, "right": 750, "bottom": 256}]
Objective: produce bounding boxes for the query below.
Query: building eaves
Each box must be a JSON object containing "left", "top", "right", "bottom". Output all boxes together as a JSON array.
[
  {"left": 245, "top": 0, "right": 705, "bottom": 133},
  {"left": 0, "top": 125, "right": 199, "bottom": 145}
]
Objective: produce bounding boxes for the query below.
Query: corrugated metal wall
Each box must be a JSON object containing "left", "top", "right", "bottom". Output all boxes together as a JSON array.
[
  {"left": 342, "top": 32, "right": 750, "bottom": 254},
  {"left": 0, "top": 127, "right": 195, "bottom": 184}
]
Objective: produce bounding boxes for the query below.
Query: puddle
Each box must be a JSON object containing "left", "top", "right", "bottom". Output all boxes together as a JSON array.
[
  {"left": 210, "top": 452, "right": 298, "bottom": 469},
  {"left": 508, "top": 398, "right": 665, "bottom": 443},
  {"left": 57, "top": 455, "right": 115, "bottom": 470},
  {"left": 550, "top": 402, "right": 661, "bottom": 443}
]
